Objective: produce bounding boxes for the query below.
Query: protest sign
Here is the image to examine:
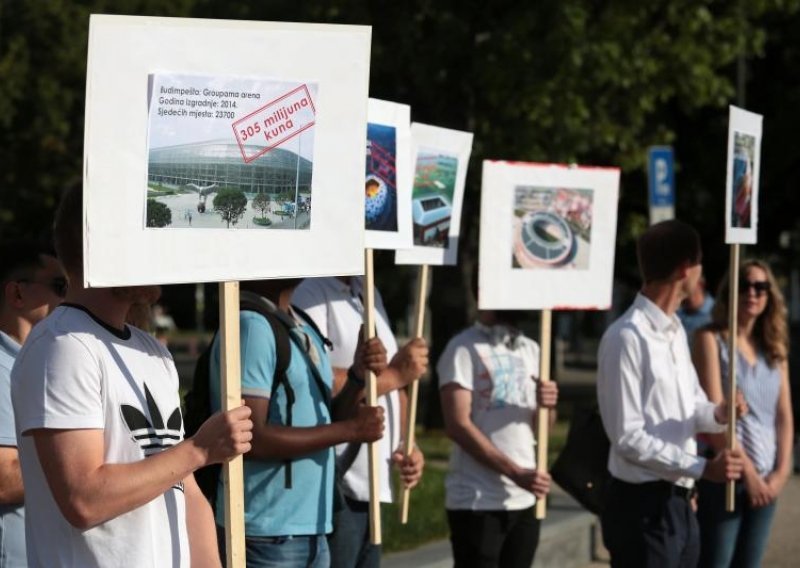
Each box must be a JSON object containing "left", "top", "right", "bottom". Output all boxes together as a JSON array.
[
  {"left": 395, "top": 124, "right": 474, "bottom": 266},
  {"left": 84, "top": 15, "right": 371, "bottom": 286},
  {"left": 479, "top": 161, "right": 620, "bottom": 310}
]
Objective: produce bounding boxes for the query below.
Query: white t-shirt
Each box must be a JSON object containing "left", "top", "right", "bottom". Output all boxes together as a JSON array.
[
  {"left": 293, "top": 277, "right": 401, "bottom": 503},
  {"left": 437, "top": 324, "right": 540, "bottom": 511},
  {"left": 11, "top": 305, "right": 189, "bottom": 568}
]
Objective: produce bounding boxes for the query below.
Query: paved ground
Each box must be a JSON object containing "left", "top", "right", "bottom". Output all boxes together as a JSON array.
[{"left": 153, "top": 191, "right": 309, "bottom": 229}]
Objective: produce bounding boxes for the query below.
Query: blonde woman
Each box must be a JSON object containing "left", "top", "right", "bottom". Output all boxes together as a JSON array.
[{"left": 693, "top": 260, "right": 794, "bottom": 567}]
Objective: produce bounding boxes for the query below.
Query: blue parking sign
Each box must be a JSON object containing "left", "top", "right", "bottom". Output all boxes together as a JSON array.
[{"left": 647, "top": 146, "right": 675, "bottom": 208}]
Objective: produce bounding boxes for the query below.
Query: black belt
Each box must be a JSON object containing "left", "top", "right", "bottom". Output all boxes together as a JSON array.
[{"left": 611, "top": 478, "right": 696, "bottom": 502}]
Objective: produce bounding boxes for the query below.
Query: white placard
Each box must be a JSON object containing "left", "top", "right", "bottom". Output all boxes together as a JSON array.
[
  {"left": 725, "top": 105, "right": 762, "bottom": 245},
  {"left": 84, "top": 15, "right": 371, "bottom": 286},
  {"left": 364, "top": 99, "right": 412, "bottom": 250},
  {"left": 394, "top": 123, "right": 474, "bottom": 266},
  {"left": 479, "top": 161, "right": 620, "bottom": 310}
]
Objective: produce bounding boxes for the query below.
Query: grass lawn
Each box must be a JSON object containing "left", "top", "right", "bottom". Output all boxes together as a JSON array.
[{"left": 382, "top": 420, "right": 569, "bottom": 553}]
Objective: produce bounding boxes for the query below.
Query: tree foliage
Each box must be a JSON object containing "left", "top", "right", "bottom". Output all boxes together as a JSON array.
[
  {"left": 146, "top": 198, "right": 172, "bottom": 227},
  {"left": 252, "top": 192, "right": 271, "bottom": 219},
  {"left": 3, "top": 2, "right": 800, "bottom": 412},
  {"left": 213, "top": 188, "right": 247, "bottom": 228}
]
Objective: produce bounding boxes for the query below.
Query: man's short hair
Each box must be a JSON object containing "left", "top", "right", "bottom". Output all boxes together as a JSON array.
[
  {"left": 53, "top": 182, "right": 83, "bottom": 277},
  {"left": 636, "top": 220, "right": 701, "bottom": 283},
  {"left": 0, "top": 240, "right": 55, "bottom": 304}
]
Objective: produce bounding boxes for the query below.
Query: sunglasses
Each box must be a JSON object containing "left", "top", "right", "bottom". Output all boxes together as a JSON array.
[
  {"left": 739, "top": 279, "right": 770, "bottom": 295},
  {"left": 18, "top": 277, "right": 68, "bottom": 298}
]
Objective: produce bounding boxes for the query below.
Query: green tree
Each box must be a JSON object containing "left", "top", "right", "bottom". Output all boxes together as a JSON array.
[
  {"left": 146, "top": 199, "right": 172, "bottom": 227},
  {"left": 213, "top": 188, "right": 247, "bottom": 227},
  {"left": 252, "top": 192, "right": 271, "bottom": 219}
]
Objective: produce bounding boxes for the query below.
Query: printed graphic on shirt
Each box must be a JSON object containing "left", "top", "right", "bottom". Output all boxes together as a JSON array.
[
  {"left": 120, "top": 382, "right": 184, "bottom": 492},
  {"left": 474, "top": 346, "right": 535, "bottom": 411}
]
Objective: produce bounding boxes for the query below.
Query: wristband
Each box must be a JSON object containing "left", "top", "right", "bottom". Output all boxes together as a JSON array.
[{"left": 347, "top": 366, "right": 366, "bottom": 388}]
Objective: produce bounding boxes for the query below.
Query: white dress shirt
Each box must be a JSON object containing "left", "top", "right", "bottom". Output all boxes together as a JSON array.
[{"left": 597, "top": 293, "right": 725, "bottom": 488}]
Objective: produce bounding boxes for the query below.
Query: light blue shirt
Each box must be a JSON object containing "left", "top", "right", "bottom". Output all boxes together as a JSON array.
[
  {"left": 677, "top": 294, "right": 715, "bottom": 344},
  {"left": 209, "top": 300, "right": 334, "bottom": 537},
  {"left": 0, "top": 330, "right": 26, "bottom": 567},
  {"left": 715, "top": 334, "right": 781, "bottom": 476}
]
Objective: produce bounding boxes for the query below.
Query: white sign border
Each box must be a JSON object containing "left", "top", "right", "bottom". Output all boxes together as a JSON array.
[
  {"left": 365, "top": 99, "right": 412, "bottom": 250},
  {"left": 394, "top": 123, "right": 474, "bottom": 266},
  {"left": 479, "top": 161, "right": 620, "bottom": 311},
  {"left": 724, "top": 105, "right": 763, "bottom": 245},
  {"left": 84, "top": 15, "right": 371, "bottom": 287}
]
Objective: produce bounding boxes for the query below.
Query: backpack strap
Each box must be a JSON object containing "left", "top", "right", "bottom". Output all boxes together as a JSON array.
[
  {"left": 239, "top": 299, "right": 295, "bottom": 489},
  {"left": 292, "top": 305, "right": 334, "bottom": 352},
  {"left": 292, "top": 304, "right": 361, "bottom": 477}
]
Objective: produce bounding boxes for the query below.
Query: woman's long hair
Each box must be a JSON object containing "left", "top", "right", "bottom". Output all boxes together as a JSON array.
[{"left": 710, "top": 259, "right": 789, "bottom": 367}]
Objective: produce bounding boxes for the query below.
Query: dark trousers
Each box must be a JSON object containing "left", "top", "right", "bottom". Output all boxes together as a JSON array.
[
  {"left": 446, "top": 507, "right": 540, "bottom": 568},
  {"left": 601, "top": 478, "right": 700, "bottom": 568}
]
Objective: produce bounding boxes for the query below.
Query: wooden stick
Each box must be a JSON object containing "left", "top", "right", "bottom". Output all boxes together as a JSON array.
[
  {"left": 535, "top": 309, "right": 553, "bottom": 519},
  {"left": 363, "top": 249, "right": 382, "bottom": 544},
  {"left": 726, "top": 245, "right": 740, "bottom": 512},
  {"left": 399, "top": 264, "right": 430, "bottom": 524},
  {"left": 219, "top": 282, "right": 245, "bottom": 567}
]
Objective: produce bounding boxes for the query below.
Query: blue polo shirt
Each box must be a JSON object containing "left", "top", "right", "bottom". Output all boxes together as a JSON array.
[
  {"left": 0, "top": 330, "right": 26, "bottom": 567},
  {"left": 209, "top": 305, "right": 334, "bottom": 537}
]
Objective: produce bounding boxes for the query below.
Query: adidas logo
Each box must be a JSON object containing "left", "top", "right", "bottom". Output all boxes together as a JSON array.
[
  {"left": 120, "top": 383, "right": 185, "bottom": 492},
  {"left": 120, "top": 382, "right": 183, "bottom": 457}
]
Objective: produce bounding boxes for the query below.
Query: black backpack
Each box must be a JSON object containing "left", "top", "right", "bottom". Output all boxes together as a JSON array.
[{"left": 183, "top": 300, "right": 331, "bottom": 506}]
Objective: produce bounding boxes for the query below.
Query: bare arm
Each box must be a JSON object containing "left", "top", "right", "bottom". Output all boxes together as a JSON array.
[
  {"left": 0, "top": 447, "right": 23, "bottom": 505},
  {"left": 692, "top": 330, "right": 728, "bottom": 451},
  {"left": 31, "top": 406, "right": 252, "bottom": 530},
  {"left": 184, "top": 474, "right": 222, "bottom": 568},
  {"left": 766, "top": 361, "right": 794, "bottom": 495},
  {"left": 441, "top": 383, "right": 548, "bottom": 496},
  {"left": 245, "top": 396, "right": 383, "bottom": 462}
]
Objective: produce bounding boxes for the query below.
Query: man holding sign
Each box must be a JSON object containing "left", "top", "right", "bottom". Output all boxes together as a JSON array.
[
  {"left": 11, "top": 185, "right": 254, "bottom": 568},
  {"left": 208, "top": 278, "right": 387, "bottom": 567},
  {"left": 293, "top": 275, "right": 426, "bottom": 568},
  {"left": 438, "top": 307, "right": 558, "bottom": 568},
  {"left": 597, "top": 220, "right": 746, "bottom": 567}
]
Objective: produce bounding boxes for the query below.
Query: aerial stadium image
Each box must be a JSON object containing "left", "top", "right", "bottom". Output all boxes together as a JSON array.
[
  {"left": 512, "top": 186, "right": 593, "bottom": 270},
  {"left": 411, "top": 149, "right": 458, "bottom": 247},
  {"left": 146, "top": 140, "right": 312, "bottom": 230},
  {"left": 365, "top": 123, "right": 398, "bottom": 232},
  {"left": 145, "top": 73, "right": 317, "bottom": 230}
]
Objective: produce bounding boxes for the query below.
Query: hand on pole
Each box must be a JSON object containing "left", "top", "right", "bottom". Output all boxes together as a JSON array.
[
  {"left": 347, "top": 404, "right": 385, "bottom": 443},
  {"left": 536, "top": 380, "right": 558, "bottom": 409},
  {"left": 511, "top": 467, "right": 551, "bottom": 499},
  {"left": 390, "top": 338, "right": 429, "bottom": 386},
  {"left": 702, "top": 448, "right": 744, "bottom": 482},
  {"left": 714, "top": 389, "right": 748, "bottom": 424},
  {"left": 191, "top": 404, "right": 253, "bottom": 466},
  {"left": 392, "top": 444, "right": 425, "bottom": 489},
  {"left": 351, "top": 324, "right": 388, "bottom": 382}
]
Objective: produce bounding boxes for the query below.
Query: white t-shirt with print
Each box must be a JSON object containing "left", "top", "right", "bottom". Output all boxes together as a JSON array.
[
  {"left": 437, "top": 324, "right": 540, "bottom": 511},
  {"left": 293, "top": 277, "right": 401, "bottom": 503},
  {"left": 11, "top": 305, "right": 189, "bottom": 568}
]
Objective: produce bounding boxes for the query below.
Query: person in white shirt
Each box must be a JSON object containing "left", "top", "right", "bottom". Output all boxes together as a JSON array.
[
  {"left": 438, "top": 309, "right": 557, "bottom": 568},
  {"left": 11, "top": 184, "right": 253, "bottom": 568},
  {"left": 293, "top": 276, "right": 426, "bottom": 568},
  {"left": 597, "top": 219, "right": 746, "bottom": 568}
]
